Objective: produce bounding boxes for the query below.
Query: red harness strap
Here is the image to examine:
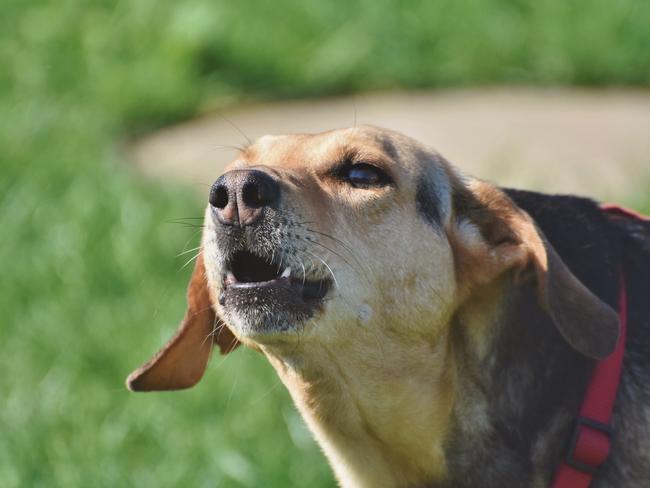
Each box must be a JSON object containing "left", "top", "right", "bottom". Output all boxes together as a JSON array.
[
  {"left": 550, "top": 276, "right": 627, "bottom": 488},
  {"left": 600, "top": 203, "right": 650, "bottom": 223},
  {"left": 550, "top": 203, "right": 647, "bottom": 488}
]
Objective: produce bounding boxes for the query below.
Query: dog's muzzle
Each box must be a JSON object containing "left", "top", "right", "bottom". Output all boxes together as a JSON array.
[{"left": 209, "top": 169, "right": 332, "bottom": 336}]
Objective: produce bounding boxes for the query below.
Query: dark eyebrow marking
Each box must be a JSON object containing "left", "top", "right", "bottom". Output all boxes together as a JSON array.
[
  {"left": 416, "top": 175, "right": 442, "bottom": 228},
  {"left": 378, "top": 136, "right": 399, "bottom": 160},
  {"left": 414, "top": 147, "right": 449, "bottom": 229}
]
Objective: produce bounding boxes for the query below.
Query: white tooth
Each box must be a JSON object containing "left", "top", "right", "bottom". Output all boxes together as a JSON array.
[{"left": 281, "top": 267, "right": 291, "bottom": 279}]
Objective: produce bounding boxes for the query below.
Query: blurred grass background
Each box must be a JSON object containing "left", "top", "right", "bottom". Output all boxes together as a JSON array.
[{"left": 2, "top": 0, "right": 650, "bottom": 486}]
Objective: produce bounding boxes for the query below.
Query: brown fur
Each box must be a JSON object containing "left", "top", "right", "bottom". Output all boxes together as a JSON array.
[
  {"left": 128, "top": 126, "right": 631, "bottom": 488},
  {"left": 126, "top": 253, "right": 238, "bottom": 391}
]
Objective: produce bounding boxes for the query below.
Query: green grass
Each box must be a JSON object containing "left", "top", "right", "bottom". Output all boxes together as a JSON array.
[{"left": 2, "top": 0, "right": 650, "bottom": 486}]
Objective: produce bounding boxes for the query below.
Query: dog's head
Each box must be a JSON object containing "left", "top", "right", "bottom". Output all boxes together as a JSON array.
[{"left": 127, "top": 126, "right": 619, "bottom": 391}]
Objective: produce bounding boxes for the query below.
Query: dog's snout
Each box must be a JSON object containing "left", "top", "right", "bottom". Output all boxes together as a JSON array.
[{"left": 209, "top": 169, "right": 280, "bottom": 226}]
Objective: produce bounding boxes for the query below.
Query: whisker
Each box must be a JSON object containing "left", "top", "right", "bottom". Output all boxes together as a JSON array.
[
  {"left": 178, "top": 228, "right": 204, "bottom": 256},
  {"left": 304, "top": 228, "right": 354, "bottom": 253},
  {"left": 300, "top": 249, "right": 357, "bottom": 312},
  {"left": 302, "top": 249, "right": 339, "bottom": 290},
  {"left": 308, "top": 238, "right": 371, "bottom": 284},
  {"left": 203, "top": 322, "right": 240, "bottom": 374},
  {"left": 303, "top": 229, "right": 372, "bottom": 283},
  {"left": 215, "top": 113, "right": 253, "bottom": 146},
  {"left": 299, "top": 256, "right": 307, "bottom": 286},
  {"left": 225, "top": 334, "right": 239, "bottom": 353},
  {"left": 180, "top": 249, "right": 202, "bottom": 270},
  {"left": 250, "top": 380, "right": 283, "bottom": 406},
  {"left": 207, "top": 336, "right": 240, "bottom": 372},
  {"left": 225, "top": 374, "right": 239, "bottom": 412},
  {"left": 176, "top": 245, "right": 201, "bottom": 257},
  {"left": 208, "top": 143, "right": 248, "bottom": 152},
  {"left": 166, "top": 221, "right": 205, "bottom": 229},
  {"left": 203, "top": 316, "right": 221, "bottom": 347}
]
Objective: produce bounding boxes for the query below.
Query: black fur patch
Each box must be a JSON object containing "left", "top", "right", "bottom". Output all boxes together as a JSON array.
[
  {"left": 377, "top": 135, "right": 399, "bottom": 161},
  {"left": 415, "top": 175, "right": 442, "bottom": 227}
]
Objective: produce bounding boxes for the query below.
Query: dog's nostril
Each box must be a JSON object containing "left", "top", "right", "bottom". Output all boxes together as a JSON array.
[
  {"left": 210, "top": 184, "right": 229, "bottom": 209},
  {"left": 241, "top": 177, "right": 276, "bottom": 208},
  {"left": 242, "top": 182, "right": 260, "bottom": 208}
]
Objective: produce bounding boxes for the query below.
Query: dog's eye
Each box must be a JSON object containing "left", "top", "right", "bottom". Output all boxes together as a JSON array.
[{"left": 343, "top": 164, "right": 391, "bottom": 188}]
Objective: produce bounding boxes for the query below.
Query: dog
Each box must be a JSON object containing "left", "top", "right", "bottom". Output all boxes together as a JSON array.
[{"left": 127, "top": 126, "right": 650, "bottom": 487}]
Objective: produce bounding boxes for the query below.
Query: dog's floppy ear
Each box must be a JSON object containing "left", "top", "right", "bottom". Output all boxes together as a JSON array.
[
  {"left": 126, "top": 252, "right": 239, "bottom": 391},
  {"left": 451, "top": 180, "right": 619, "bottom": 360}
]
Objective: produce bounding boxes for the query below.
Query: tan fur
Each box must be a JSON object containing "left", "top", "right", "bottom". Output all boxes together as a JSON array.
[
  {"left": 210, "top": 127, "right": 459, "bottom": 486},
  {"left": 128, "top": 126, "right": 619, "bottom": 487}
]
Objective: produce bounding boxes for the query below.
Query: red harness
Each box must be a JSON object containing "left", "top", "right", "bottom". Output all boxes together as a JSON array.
[
  {"left": 550, "top": 274, "right": 627, "bottom": 487},
  {"left": 551, "top": 204, "right": 650, "bottom": 487}
]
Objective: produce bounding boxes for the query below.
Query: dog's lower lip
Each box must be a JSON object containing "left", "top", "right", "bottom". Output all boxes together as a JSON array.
[
  {"left": 222, "top": 272, "right": 331, "bottom": 301},
  {"left": 228, "top": 275, "right": 292, "bottom": 289}
]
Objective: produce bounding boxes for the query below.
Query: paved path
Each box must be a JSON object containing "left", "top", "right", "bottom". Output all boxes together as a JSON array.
[{"left": 129, "top": 89, "right": 650, "bottom": 203}]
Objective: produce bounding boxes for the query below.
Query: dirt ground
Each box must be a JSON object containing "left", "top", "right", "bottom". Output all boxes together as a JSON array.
[{"left": 129, "top": 88, "right": 650, "bottom": 203}]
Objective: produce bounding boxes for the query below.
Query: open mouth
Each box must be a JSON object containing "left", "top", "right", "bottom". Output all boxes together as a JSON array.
[{"left": 223, "top": 250, "right": 330, "bottom": 302}]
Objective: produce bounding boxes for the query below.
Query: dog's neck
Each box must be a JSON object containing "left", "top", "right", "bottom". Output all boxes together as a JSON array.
[
  {"left": 262, "top": 334, "right": 455, "bottom": 488},
  {"left": 259, "top": 280, "right": 592, "bottom": 488}
]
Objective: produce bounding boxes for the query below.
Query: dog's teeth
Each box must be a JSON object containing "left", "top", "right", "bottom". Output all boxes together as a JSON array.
[{"left": 281, "top": 267, "right": 291, "bottom": 279}]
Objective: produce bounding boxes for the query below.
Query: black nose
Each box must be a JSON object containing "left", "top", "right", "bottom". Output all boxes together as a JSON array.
[{"left": 209, "top": 169, "right": 280, "bottom": 226}]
